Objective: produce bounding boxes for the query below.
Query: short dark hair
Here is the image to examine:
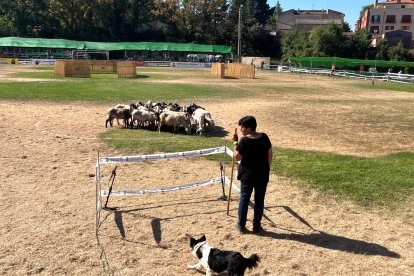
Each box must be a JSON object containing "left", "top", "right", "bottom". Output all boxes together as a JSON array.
[{"left": 238, "top": 116, "right": 257, "bottom": 131}]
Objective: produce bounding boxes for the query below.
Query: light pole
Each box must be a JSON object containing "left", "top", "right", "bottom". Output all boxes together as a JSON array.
[{"left": 237, "top": 5, "right": 243, "bottom": 57}]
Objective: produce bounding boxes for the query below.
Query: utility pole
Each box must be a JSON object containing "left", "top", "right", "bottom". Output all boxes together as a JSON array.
[{"left": 238, "top": 5, "right": 243, "bottom": 57}]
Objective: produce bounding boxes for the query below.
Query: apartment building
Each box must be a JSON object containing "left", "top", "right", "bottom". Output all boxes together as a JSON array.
[
  {"left": 356, "top": 0, "right": 414, "bottom": 47},
  {"left": 277, "top": 9, "right": 344, "bottom": 33}
]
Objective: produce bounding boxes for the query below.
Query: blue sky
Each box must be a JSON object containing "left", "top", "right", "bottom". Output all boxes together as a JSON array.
[{"left": 269, "top": 0, "right": 375, "bottom": 30}]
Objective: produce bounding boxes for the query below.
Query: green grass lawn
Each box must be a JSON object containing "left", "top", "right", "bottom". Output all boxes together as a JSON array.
[
  {"left": 0, "top": 71, "right": 242, "bottom": 102},
  {"left": 274, "top": 148, "right": 414, "bottom": 207}
]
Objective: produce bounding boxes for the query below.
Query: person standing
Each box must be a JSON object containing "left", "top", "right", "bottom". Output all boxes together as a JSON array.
[{"left": 232, "top": 116, "right": 272, "bottom": 234}]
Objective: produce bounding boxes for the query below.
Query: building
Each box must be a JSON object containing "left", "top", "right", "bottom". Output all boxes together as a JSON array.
[
  {"left": 277, "top": 9, "right": 344, "bottom": 33},
  {"left": 356, "top": 0, "right": 414, "bottom": 47}
]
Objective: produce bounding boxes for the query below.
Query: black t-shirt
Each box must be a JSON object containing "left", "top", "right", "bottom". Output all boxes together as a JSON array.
[{"left": 236, "top": 133, "right": 272, "bottom": 183}]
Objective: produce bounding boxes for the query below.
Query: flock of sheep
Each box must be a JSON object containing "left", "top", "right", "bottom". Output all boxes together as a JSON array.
[{"left": 105, "top": 100, "right": 214, "bottom": 135}]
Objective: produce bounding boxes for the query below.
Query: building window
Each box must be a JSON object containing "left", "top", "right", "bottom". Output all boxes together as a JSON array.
[
  {"left": 401, "top": 5, "right": 405, "bottom": 8},
  {"left": 371, "top": 15, "right": 381, "bottom": 23},
  {"left": 370, "top": 26, "right": 380, "bottom": 33},
  {"left": 385, "top": 26, "right": 395, "bottom": 30},
  {"left": 386, "top": 15, "right": 396, "bottom": 23},
  {"left": 401, "top": 15, "right": 411, "bottom": 23},
  {"left": 402, "top": 26, "right": 410, "bottom": 30}
]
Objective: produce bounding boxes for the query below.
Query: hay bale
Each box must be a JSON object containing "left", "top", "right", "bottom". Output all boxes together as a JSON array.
[
  {"left": 90, "top": 60, "right": 117, "bottom": 73},
  {"left": 54, "top": 60, "right": 66, "bottom": 76},
  {"left": 117, "top": 61, "right": 136, "bottom": 78},
  {"left": 54, "top": 60, "right": 90, "bottom": 78},
  {"left": 211, "top": 63, "right": 225, "bottom": 78},
  {"left": 227, "top": 63, "right": 255, "bottom": 79}
]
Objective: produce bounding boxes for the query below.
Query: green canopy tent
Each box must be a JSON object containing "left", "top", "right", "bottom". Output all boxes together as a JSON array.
[{"left": 0, "top": 37, "right": 232, "bottom": 60}]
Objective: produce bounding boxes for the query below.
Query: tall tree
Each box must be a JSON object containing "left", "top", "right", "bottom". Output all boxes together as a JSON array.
[
  {"left": 270, "top": 0, "right": 283, "bottom": 32},
  {"left": 152, "top": 0, "right": 181, "bottom": 41},
  {"left": 351, "top": 29, "right": 371, "bottom": 59},
  {"left": 0, "top": 0, "right": 53, "bottom": 37},
  {"left": 281, "top": 30, "right": 310, "bottom": 61},
  {"left": 308, "top": 23, "right": 349, "bottom": 57},
  {"left": 0, "top": 0, "right": 19, "bottom": 36},
  {"left": 253, "top": 0, "right": 270, "bottom": 25},
  {"left": 375, "top": 39, "right": 389, "bottom": 60},
  {"left": 48, "top": 0, "right": 95, "bottom": 39}
]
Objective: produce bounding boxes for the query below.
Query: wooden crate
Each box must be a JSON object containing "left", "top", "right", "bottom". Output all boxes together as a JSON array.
[
  {"left": 210, "top": 63, "right": 225, "bottom": 78},
  {"left": 117, "top": 61, "right": 136, "bottom": 78}
]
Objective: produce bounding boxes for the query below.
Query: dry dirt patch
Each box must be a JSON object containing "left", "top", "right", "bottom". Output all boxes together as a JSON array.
[{"left": 0, "top": 67, "right": 413, "bottom": 275}]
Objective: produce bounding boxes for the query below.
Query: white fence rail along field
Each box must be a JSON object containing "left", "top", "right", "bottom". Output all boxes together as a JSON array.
[{"left": 269, "top": 65, "right": 414, "bottom": 84}]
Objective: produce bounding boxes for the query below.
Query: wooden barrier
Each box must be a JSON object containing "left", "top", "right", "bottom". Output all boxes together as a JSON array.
[
  {"left": 227, "top": 63, "right": 255, "bottom": 79},
  {"left": 117, "top": 61, "right": 136, "bottom": 78},
  {"left": 54, "top": 60, "right": 90, "bottom": 78},
  {"left": 211, "top": 63, "right": 225, "bottom": 78},
  {"left": 90, "top": 60, "right": 117, "bottom": 73}
]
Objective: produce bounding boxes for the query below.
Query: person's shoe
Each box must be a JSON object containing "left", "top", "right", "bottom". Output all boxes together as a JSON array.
[
  {"left": 236, "top": 225, "right": 247, "bottom": 234},
  {"left": 253, "top": 225, "right": 264, "bottom": 234}
]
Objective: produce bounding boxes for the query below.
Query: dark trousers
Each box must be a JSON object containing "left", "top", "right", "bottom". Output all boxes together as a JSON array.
[{"left": 238, "top": 181, "right": 268, "bottom": 227}]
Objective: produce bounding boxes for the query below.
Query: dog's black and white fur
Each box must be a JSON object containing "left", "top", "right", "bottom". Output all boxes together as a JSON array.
[{"left": 188, "top": 235, "right": 260, "bottom": 276}]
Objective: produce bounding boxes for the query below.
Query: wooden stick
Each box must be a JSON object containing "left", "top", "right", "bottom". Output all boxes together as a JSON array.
[{"left": 227, "top": 128, "right": 238, "bottom": 215}]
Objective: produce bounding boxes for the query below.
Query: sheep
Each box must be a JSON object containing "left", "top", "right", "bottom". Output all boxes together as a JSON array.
[
  {"left": 192, "top": 108, "right": 214, "bottom": 135},
  {"left": 130, "top": 108, "right": 158, "bottom": 129},
  {"left": 158, "top": 111, "right": 191, "bottom": 134},
  {"left": 186, "top": 103, "right": 205, "bottom": 115},
  {"left": 105, "top": 104, "right": 131, "bottom": 128}
]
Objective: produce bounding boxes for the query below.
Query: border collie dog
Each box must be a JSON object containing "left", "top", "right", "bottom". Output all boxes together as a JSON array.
[{"left": 188, "top": 235, "right": 260, "bottom": 276}]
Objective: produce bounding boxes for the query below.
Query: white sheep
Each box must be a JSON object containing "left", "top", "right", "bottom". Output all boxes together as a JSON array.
[
  {"left": 130, "top": 108, "right": 158, "bottom": 129},
  {"left": 158, "top": 111, "right": 191, "bottom": 134},
  {"left": 192, "top": 108, "right": 214, "bottom": 135}
]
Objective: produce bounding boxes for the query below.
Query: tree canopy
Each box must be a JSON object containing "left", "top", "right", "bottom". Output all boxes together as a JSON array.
[{"left": 0, "top": 1, "right": 411, "bottom": 61}]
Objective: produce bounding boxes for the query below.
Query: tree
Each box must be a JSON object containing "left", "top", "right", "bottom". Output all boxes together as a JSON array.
[
  {"left": 0, "top": 0, "right": 19, "bottom": 36},
  {"left": 152, "top": 0, "right": 181, "bottom": 41},
  {"left": 253, "top": 0, "right": 270, "bottom": 25},
  {"left": 308, "top": 23, "right": 349, "bottom": 57},
  {"left": 388, "top": 41, "right": 410, "bottom": 61},
  {"left": 281, "top": 30, "right": 309, "bottom": 61},
  {"left": 351, "top": 29, "right": 372, "bottom": 59},
  {"left": 343, "top": 21, "right": 351, "bottom": 32},
  {"left": 48, "top": 0, "right": 96, "bottom": 39},
  {"left": 0, "top": 0, "right": 54, "bottom": 37},
  {"left": 359, "top": 4, "right": 374, "bottom": 18},
  {"left": 270, "top": 0, "right": 283, "bottom": 32},
  {"left": 375, "top": 39, "right": 389, "bottom": 60}
]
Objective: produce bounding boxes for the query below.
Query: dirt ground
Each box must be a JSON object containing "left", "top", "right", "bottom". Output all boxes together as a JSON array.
[{"left": 0, "top": 65, "right": 413, "bottom": 275}]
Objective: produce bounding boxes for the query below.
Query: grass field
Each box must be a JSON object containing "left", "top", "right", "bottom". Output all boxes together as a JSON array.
[
  {"left": 1, "top": 65, "right": 413, "bottom": 208},
  {"left": 1, "top": 64, "right": 413, "bottom": 275}
]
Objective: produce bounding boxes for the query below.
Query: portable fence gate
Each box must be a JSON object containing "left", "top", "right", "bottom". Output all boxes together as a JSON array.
[{"left": 95, "top": 146, "right": 240, "bottom": 236}]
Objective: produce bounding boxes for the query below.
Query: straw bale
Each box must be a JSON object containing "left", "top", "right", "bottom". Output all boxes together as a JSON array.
[
  {"left": 90, "top": 60, "right": 117, "bottom": 73},
  {"left": 227, "top": 63, "right": 255, "bottom": 79},
  {"left": 117, "top": 61, "right": 136, "bottom": 78},
  {"left": 54, "top": 60, "right": 90, "bottom": 78},
  {"left": 210, "top": 63, "right": 225, "bottom": 78}
]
